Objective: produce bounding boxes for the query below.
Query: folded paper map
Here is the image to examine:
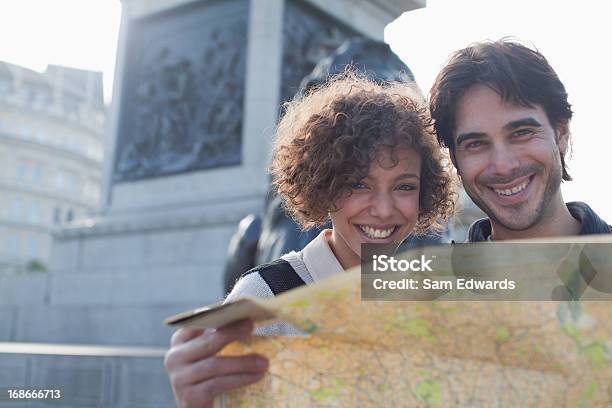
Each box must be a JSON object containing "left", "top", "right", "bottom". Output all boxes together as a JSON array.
[{"left": 165, "top": 238, "right": 612, "bottom": 407}]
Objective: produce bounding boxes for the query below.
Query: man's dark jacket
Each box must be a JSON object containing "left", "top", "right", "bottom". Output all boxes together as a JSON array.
[{"left": 468, "top": 202, "right": 612, "bottom": 242}]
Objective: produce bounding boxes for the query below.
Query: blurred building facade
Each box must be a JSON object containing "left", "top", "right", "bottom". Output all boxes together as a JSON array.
[{"left": 0, "top": 62, "right": 105, "bottom": 271}]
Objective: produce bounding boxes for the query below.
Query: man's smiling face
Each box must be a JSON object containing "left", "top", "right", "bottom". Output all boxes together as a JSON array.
[{"left": 452, "top": 84, "right": 569, "bottom": 232}]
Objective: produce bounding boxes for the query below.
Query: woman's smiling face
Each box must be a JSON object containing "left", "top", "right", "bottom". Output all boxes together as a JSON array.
[{"left": 328, "top": 147, "right": 421, "bottom": 269}]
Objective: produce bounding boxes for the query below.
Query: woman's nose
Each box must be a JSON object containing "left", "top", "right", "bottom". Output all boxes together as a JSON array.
[{"left": 368, "top": 192, "right": 394, "bottom": 219}]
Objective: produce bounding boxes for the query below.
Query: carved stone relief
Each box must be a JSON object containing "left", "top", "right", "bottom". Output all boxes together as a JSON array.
[{"left": 113, "top": 0, "right": 248, "bottom": 182}]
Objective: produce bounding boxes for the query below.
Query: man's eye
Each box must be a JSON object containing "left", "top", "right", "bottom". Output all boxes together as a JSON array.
[
  {"left": 466, "top": 140, "right": 483, "bottom": 149},
  {"left": 397, "top": 184, "right": 416, "bottom": 191},
  {"left": 513, "top": 128, "right": 533, "bottom": 137}
]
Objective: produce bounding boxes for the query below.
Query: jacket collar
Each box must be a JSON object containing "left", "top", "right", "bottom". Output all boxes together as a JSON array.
[{"left": 467, "top": 201, "right": 612, "bottom": 242}]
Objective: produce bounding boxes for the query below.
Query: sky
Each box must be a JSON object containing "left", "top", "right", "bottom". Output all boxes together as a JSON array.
[
  {"left": 0, "top": 0, "right": 121, "bottom": 103},
  {"left": 0, "top": 0, "right": 610, "bottom": 221}
]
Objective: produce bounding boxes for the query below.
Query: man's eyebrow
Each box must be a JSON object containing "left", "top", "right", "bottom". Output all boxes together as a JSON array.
[
  {"left": 456, "top": 132, "right": 486, "bottom": 147},
  {"left": 503, "top": 117, "right": 542, "bottom": 131},
  {"left": 455, "top": 118, "right": 543, "bottom": 146}
]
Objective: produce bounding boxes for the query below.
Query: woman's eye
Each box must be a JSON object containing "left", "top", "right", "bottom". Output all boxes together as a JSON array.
[
  {"left": 351, "top": 182, "right": 367, "bottom": 190},
  {"left": 397, "top": 184, "right": 416, "bottom": 191}
]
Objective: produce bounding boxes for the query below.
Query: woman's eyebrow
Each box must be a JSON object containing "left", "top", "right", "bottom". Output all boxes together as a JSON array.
[{"left": 395, "top": 172, "right": 420, "bottom": 180}]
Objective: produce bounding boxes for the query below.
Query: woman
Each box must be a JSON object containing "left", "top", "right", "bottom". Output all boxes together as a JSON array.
[{"left": 165, "top": 73, "right": 456, "bottom": 407}]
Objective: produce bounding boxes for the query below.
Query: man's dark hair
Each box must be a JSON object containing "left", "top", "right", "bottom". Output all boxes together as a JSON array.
[{"left": 429, "top": 39, "right": 573, "bottom": 180}]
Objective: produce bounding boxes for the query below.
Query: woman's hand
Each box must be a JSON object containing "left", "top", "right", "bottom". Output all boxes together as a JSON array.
[{"left": 164, "top": 319, "right": 268, "bottom": 408}]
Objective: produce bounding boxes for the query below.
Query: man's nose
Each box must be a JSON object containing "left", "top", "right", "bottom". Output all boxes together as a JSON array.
[
  {"left": 489, "top": 143, "right": 521, "bottom": 177},
  {"left": 369, "top": 192, "right": 394, "bottom": 219}
]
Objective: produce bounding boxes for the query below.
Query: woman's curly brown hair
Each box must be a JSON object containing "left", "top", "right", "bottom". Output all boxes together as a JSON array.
[{"left": 270, "top": 72, "right": 456, "bottom": 235}]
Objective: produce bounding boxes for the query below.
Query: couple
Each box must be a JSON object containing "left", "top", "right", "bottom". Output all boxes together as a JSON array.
[{"left": 165, "top": 39, "right": 611, "bottom": 407}]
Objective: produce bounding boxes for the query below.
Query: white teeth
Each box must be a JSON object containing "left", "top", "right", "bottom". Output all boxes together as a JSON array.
[
  {"left": 493, "top": 180, "right": 529, "bottom": 196},
  {"left": 359, "top": 225, "right": 395, "bottom": 238}
]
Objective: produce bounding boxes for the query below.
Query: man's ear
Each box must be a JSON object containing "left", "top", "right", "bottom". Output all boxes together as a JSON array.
[
  {"left": 449, "top": 147, "right": 459, "bottom": 172},
  {"left": 556, "top": 120, "right": 570, "bottom": 154}
]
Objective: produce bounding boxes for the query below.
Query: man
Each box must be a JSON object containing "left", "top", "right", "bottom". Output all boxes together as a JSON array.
[{"left": 429, "top": 39, "right": 611, "bottom": 241}]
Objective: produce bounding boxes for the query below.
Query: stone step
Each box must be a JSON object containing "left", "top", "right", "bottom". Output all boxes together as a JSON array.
[
  {"left": 0, "top": 342, "right": 173, "bottom": 408},
  {"left": 0, "top": 303, "right": 199, "bottom": 347}
]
